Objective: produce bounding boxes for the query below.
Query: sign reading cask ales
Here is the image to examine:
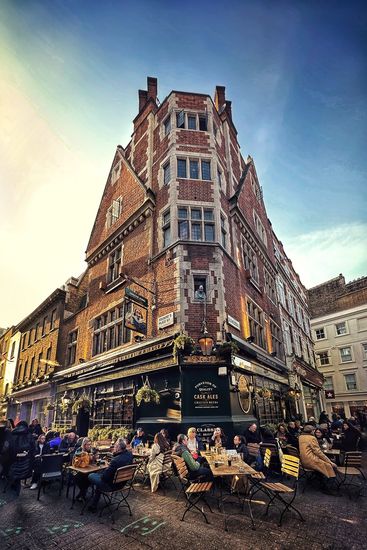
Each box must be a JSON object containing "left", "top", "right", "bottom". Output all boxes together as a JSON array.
[{"left": 193, "top": 381, "right": 219, "bottom": 410}]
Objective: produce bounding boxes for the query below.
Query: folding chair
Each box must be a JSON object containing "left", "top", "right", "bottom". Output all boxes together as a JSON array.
[
  {"left": 159, "top": 450, "right": 176, "bottom": 492},
  {"left": 260, "top": 443, "right": 280, "bottom": 473},
  {"left": 36, "top": 454, "right": 65, "bottom": 501},
  {"left": 337, "top": 452, "right": 365, "bottom": 498},
  {"left": 98, "top": 464, "right": 137, "bottom": 523},
  {"left": 251, "top": 454, "right": 305, "bottom": 527},
  {"left": 172, "top": 455, "right": 213, "bottom": 524}
]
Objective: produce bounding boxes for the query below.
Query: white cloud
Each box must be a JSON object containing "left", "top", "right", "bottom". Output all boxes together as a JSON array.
[{"left": 282, "top": 223, "right": 367, "bottom": 288}]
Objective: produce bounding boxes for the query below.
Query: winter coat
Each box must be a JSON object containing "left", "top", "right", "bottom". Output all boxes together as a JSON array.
[
  {"left": 341, "top": 426, "right": 360, "bottom": 452},
  {"left": 147, "top": 442, "right": 170, "bottom": 492},
  {"left": 7, "top": 424, "right": 36, "bottom": 481},
  {"left": 299, "top": 433, "right": 335, "bottom": 478},
  {"left": 209, "top": 434, "right": 227, "bottom": 448},
  {"left": 101, "top": 450, "right": 133, "bottom": 486},
  {"left": 244, "top": 428, "right": 261, "bottom": 444}
]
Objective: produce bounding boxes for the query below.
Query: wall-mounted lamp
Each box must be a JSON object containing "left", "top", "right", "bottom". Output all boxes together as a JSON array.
[
  {"left": 246, "top": 336, "right": 254, "bottom": 343},
  {"left": 198, "top": 326, "right": 214, "bottom": 356}
]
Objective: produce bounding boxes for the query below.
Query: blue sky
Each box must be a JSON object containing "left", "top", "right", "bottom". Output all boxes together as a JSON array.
[{"left": 0, "top": 0, "right": 366, "bottom": 326}]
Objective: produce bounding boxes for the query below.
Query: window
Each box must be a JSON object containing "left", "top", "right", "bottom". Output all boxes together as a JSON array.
[
  {"left": 315, "top": 327, "right": 325, "bottom": 340},
  {"left": 217, "top": 168, "right": 222, "bottom": 189},
  {"left": 276, "top": 278, "right": 286, "bottom": 306},
  {"left": 163, "top": 162, "right": 171, "bottom": 185},
  {"left": 324, "top": 376, "right": 334, "bottom": 390},
  {"left": 177, "top": 158, "right": 187, "bottom": 178},
  {"left": 282, "top": 319, "right": 292, "bottom": 355},
  {"left": 335, "top": 322, "right": 347, "bottom": 336},
  {"left": 107, "top": 197, "right": 122, "bottom": 228},
  {"left": 176, "top": 111, "right": 207, "bottom": 131},
  {"left": 362, "top": 343, "right": 367, "bottom": 360},
  {"left": 247, "top": 299, "right": 265, "bottom": 349},
  {"left": 176, "top": 158, "right": 211, "bottom": 180},
  {"left": 67, "top": 330, "right": 78, "bottom": 366},
  {"left": 111, "top": 162, "right": 120, "bottom": 185},
  {"left": 177, "top": 206, "right": 215, "bottom": 242},
  {"left": 37, "top": 352, "right": 42, "bottom": 378},
  {"left": 243, "top": 240, "right": 259, "bottom": 284},
  {"left": 35, "top": 323, "right": 40, "bottom": 341},
  {"left": 344, "top": 373, "right": 357, "bottom": 391},
  {"left": 264, "top": 269, "right": 276, "bottom": 303},
  {"left": 42, "top": 315, "right": 47, "bottom": 336},
  {"left": 340, "top": 346, "right": 352, "bottom": 363},
  {"left": 220, "top": 215, "right": 227, "bottom": 249},
  {"left": 317, "top": 351, "right": 330, "bottom": 366},
  {"left": 49, "top": 310, "right": 56, "bottom": 331},
  {"left": 93, "top": 305, "right": 130, "bottom": 356},
  {"left": 193, "top": 276, "right": 207, "bottom": 300},
  {"left": 162, "top": 209, "right": 171, "bottom": 247},
  {"left": 107, "top": 246, "right": 122, "bottom": 284},
  {"left": 10, "top": 342, "right": 15, "bottom": 360},
  {"left": 253, "top": 211, "right": 267, "bottom": 245},
  {"left": 164, "top": 115, "right": 171, "bottom": 135},
  {"left": 29, "top": 356, "right": 35, "bottom": 379},
  {"left": 270, "top": 320, "right": 282, "bottom": 357}
]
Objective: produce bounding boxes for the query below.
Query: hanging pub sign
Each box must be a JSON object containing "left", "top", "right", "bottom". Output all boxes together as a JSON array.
[
  {"left": 125, "top": 287, "right": 148, "bottom": 307},
  {"left": 124, "top": 300, "right": 147, "bottom": 335}
]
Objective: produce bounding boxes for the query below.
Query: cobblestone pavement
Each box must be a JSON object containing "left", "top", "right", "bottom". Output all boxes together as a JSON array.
[{"left": 0, "top": 458, "right": 366, "bottom": 550}]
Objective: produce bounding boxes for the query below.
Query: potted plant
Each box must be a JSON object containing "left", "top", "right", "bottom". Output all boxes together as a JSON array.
[
  {"left": 43, "top": 402, "right": 55, "bottom": 415},
  {"left": 215, "top": 341, "right": 239, "bottom": 358},
  {"left": 173, "top": 333, "right": 195, "bottom": 358},
  {"left": 257, "top": 388, "right": 272, "bottom": 399},
  {"left": 135, "top": 384, "right": 160, "bottom": 406},
  {"left": 72, "top": 392, "right": 92, "bottom": 414}
]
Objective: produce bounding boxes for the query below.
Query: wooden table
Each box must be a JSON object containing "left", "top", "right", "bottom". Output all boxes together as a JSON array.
[
  {"left": 202, "top": 452, "right": 256, "bottom": 530},
  {"left": 67, "top": 464, "right": 107, "bottom": 508}
]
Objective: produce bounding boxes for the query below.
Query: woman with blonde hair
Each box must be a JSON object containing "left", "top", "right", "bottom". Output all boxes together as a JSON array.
[
  {"left": 186, "top": 427, "right": 204, "bottom": 459},
  {"left": 73, "top": 437, "right": 97, "bottom": 501},
  {"left": 147, "top": 432, "right": 170, "bottom": 492}
]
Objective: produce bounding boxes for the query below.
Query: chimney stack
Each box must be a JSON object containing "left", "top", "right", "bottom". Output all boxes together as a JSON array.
[
  {"left": 214, "top": 86, "right": 226, "bottom": 111},
  {"left": 224, "top": 100, "right": 232, "bottom": 121},
  {"left": 147, "top": 77, "right": 158, "bottom": 101},
  {"left": 138, "top": 89, "right": 148, "bottom": 111}
]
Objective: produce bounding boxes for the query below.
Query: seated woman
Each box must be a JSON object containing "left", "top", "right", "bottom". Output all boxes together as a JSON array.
[
  {"left": 275, "top": 423, "right": 289, "bottom": 447},
  {"left": 208, "top": 427, "right": 227, "bottom": 449},
  {"left": 29, "top": 434, "right": 51, "bottom": 489},
  {"left": 299, "top": 425, "right": 337, "bottom": 492},
  {"left": 314, "top": 428, "right": 330, "bottom": 451},
  {"left": 186, "top": 427, "right": 204, "bottom": 459},
  {"left": 287, "top": 421, "right": 300, "bottom": 448},
  {"left": 147, "top": 432, "right": 171, "bottom": 492},
  {"left": 73, "top": 437, "right": 97, "bottom": 501},
  {"left": 232, "top": 435, "right": 250, "bottom": 464}
]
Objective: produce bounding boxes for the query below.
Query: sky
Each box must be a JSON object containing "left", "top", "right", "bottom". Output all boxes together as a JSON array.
[{"left": 0, "top": 0, "right": 366, "bottom": 327}]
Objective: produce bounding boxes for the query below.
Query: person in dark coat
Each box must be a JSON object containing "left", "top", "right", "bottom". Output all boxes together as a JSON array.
[
  {"left": 29, "top": 418, "right": 43, "bottom": 438},
  {"left": 87, "top": 438, "right": 133, "bottom": 511},
  {"left": 232, "top": 435, "right": 250, "bottom": 464},
  {"left": 131, "top": 428, "right": 147, "bottom": 448},
  {"left": 260, "top": 428, "right": 277, "bottom": 445},
  {"left": 29, "top": 434, "right": 51, "bottom": 489},
  {"left": 208, "top": 427, "right": 227, "bottom": 448},
  {"left": 341, "top": 420, "right": 361, "bottom": 452},
  {"left": 59, "top": 431, "right": 78, "bottom": 453},
  {"left": 5, "top": 421, "right": 35, "bottom": 495},
  {"left": 319, "top": 411, "right": 330, "bottom": 426},
  {"left": 287, "top": 421, "right": 300, "bottom": 448},
  {"left": 244, "top": 423, "right": 261, "bottom": 444}
]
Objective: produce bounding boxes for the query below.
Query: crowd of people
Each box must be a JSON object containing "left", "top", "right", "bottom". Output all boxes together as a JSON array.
[{"left": 0, "top": 411, "right": 364, "bottom": 504}]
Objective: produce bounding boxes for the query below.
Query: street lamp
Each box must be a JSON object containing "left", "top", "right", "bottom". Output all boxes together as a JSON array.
[
  {"left": 198, "top": 326, "right": 215, "bottom": 356},
  {"left": 61, "top": 391, "right": 71, "bottom": 406}
]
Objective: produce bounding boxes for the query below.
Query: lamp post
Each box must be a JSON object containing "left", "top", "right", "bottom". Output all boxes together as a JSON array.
[{"left": 198, "top": 326, "right": 215, "bottom": 356}]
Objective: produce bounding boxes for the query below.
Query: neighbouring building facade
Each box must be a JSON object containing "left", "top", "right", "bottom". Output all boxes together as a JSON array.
[
  {"left": 3, "top": 78, "right": 318, "bottom": 440},
  {"left": 308, "top": 274, "right": 367, "bottom": 419},
  {"left": 0, "top": 327, "right": 14, "bottom": 418},
  {"left": 272, "top": 233, "right": 324, "bottom": 421}
]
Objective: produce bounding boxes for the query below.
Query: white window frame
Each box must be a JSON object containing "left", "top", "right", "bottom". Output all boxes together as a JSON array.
[
  {"left": 106, "top": 197, "right": 122, "bottom": 228},
  {"left": 362, "top": 343, "right": 367, "bottom": 360},
  {"left": 339, "top": 346, "right": 353, "bottom": 363},
  {"left": 162, "top": 209, "right": 171, "bottom": 248},
  {"left": 317, "top": 351, "right": 330, "bottom": 366},
  {"left": 335, "top": 321, "right": 348, "bottom": 336},
  {"left": 163, "top": 115, "right": 171, "bottom": 136},
  {"left": 253, "top": 210, "right": 267, "bottom": 246},
  {"left": 177, "top": 206, "right": 215, "bottom": 243},
  {"left": 111, "top": 161, "right": 121, "bottom": 185},
  {"left": 163, "top": 161, "right": 171, "bottom": 185},
  {"left": 344, "top": 373, "right": 357, "bottom": 391},
  {"left": 324, "top": 376, "right": 334, "bottom": 390},
  {"left": 242, "top": 238, "right": 259, "bottom": 284}
]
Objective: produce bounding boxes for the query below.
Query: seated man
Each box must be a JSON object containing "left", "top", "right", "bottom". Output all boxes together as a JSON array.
[
  {"left": 232, "top": 435, "right": 250, "bottom": 464},
  {"left": 49, "top": 431, "right": 62, "bottom": 451},
  {"left": 173, "top": 434, "right": 213, "bottom": 481},
  {"left": 87, "top": 438, "right": 133, "bottom": 512},
  {"left": 59, "top": 430, "right": 78, "bottom": 453},
  {"left": 131, "top": 427, "right": 147, "bottom": 448},
  {"left": 299, "top": 425, "right": 338, "bottom": 493}
]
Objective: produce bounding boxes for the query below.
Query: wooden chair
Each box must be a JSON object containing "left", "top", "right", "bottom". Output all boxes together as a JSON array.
[
  {"left": 250, "top": 454, "right": 305, "bottom": 527},
  {"left": 337, "top": 452, "right": 365, "bottom": 498},
  {"left": 159, "top": 450, "right": 176, "bottom": 492},
  {"left": 97, "top": 464, "right": 137, "bottom": 523},
  {"left": 172, "top": 455, "right": 213, "bottom": 524},
  {"left": 247, "top": 443, "right": 260, "bottom": 459}
]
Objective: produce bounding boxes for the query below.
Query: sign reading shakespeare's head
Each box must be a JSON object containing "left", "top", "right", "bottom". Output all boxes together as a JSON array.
[
  {"left": 124, "top": 300, "right": 147, "bottom": 335},
  {"left": 237, "top": 374, "right": 251, "bottom": 414}
]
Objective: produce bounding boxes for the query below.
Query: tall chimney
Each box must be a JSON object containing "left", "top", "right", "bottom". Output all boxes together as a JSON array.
[
  {"left": 224, "top": 100, "right": 232, "bottom": 121},
  {"left": 138, "top": 89, "right": 148, "bottom": 111},
  {"left": 214, "top": 85, "right": 226, "bottom": 111},
  {"left": 147, "top": 77, "right": 158, "bottom": 101}
]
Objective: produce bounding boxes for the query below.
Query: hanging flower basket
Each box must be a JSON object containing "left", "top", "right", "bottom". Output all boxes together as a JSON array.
[
  {"left": 135, "top": 385, "right": 160, "bottom": 406},
  {"left": 173, "top": 333, "right": 195, "bottom": 358},
  {"left": 215, "top": 341, "right": 239, "bottom": 358},
  {"left": 43, "top": 402, "right": 55, "bottom": 415},
  {"left": 72, "top": 393, "right": 92, "bottom": 414},
  {"left": 59, "top": 401, "right": 70, "bottom": 415}
]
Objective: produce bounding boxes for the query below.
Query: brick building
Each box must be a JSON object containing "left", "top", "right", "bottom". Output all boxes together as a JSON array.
[
  {"left": 49, "top": 77, "right": 316, "bottom": 439},
  {"left": 0, "top": 327, "right": 14, "bottom": 418},
  {"left": 308, "top": 274, "right": 367, "bottom": 419},
  {"left": 272, "top": 233, "right": 324, "bottom": 421}
]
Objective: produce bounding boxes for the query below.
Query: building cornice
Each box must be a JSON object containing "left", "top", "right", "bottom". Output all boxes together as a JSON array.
[{"left": 16, "top": 289, "right": 66, "bottom": 331}]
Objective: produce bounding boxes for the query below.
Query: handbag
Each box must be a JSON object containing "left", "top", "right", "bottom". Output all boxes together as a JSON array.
[{"left": 72, "top": 451, "right": 90, "bottom": 468}]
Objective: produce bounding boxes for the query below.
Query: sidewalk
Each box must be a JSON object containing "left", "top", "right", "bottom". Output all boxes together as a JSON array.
[{"left": 0, "top": 456, "right": 366, "bottom": 550}]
